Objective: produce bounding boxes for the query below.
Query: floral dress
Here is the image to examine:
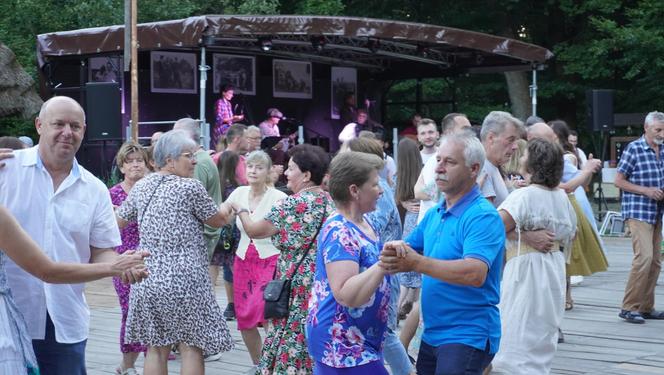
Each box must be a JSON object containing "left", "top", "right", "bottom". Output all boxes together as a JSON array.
[
  {"left": 306, "top": 214, "right": 391, "bottom": 369},
  {"left": 258, "top": 191, "right": 335, "bottom": 375},
  {"left": 108, "top": 184, "right": 147, "bottom": 354}
]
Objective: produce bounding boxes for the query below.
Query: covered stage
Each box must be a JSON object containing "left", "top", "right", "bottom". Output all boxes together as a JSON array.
[{"left": 35, "top": 15, "right": 552, "bottom": 176}]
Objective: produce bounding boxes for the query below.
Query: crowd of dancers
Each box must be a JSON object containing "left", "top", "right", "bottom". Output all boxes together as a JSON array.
[{"left": 2, "top": 95, "right": 664, "bottom": 375}]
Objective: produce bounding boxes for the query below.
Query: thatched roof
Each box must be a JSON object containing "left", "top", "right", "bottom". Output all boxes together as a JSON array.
[{"left": 0, "top": 42, "right": 42, "bottom": 119}]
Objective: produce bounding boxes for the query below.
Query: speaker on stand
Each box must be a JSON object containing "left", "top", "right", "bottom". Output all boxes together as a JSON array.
[
  {"left": 84, "top": 82, "right": 122, "bottom": 181},
  {"left": 586, "top": 89, "right": 614, "bottom": 222}
]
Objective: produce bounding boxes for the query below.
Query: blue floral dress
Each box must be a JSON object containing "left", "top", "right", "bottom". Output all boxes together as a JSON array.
[{"left": 306, "top": 214, "right": 391, "bottom": 369}]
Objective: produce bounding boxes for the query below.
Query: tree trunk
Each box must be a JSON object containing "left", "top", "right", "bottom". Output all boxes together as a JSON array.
[{"left": 504, "top": 70, "right": 530, "bottom": 121}]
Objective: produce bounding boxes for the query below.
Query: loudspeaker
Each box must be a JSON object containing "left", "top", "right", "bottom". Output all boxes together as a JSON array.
[
  {"left": 85, "top": 82, "right": 121, "bottom": 140},
  {"left": 586, "top": 89, "right": 614, "bottom": 131}
]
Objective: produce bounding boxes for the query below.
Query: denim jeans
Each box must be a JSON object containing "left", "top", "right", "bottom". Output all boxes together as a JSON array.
[
  {"left": 32, "top": 314, "right": 87, "bottom": 375},
  {"left": 383, "top": 328, "right": 414, "bottom": 375},
  {"left": 415, "top": 341, "right": 493, "bottom": 375}
]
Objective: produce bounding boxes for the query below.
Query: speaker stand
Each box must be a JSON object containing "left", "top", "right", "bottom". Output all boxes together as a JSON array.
[{"left": 595, "top": 128, "right": 610, "bottom": 222}]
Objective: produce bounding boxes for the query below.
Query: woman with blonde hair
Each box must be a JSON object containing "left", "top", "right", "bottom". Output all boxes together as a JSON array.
[
  {"left": 222, "top": 150, "right": 287, "bottom": 372},
  {"left": 109, "top": 141, "right": 150, "bottom": 375}
]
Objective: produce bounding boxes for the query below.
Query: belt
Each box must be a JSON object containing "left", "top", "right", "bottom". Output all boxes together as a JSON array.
[{"left": 505, "top": 241, "right": 563, "bottom": 263}]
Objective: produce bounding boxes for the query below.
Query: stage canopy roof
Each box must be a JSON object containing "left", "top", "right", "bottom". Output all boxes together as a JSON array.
[{"left": 36, "top": 15, "right": 553, "bottom": 80}]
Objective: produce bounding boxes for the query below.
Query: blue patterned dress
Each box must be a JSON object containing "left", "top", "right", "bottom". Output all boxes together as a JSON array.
[{"left": 0, "top": 252, "right": 39, "bottom": 374}]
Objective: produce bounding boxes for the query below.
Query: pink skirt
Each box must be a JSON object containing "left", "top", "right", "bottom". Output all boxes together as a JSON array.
[{"left": 233, "top": 242, "right": 278, "bottom": 330}]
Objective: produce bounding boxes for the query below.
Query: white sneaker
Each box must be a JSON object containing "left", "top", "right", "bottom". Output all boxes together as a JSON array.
[
  {"left": 570, "top": 275, "right": 584, "bottom": 286},
  {"left": 204, "top": 352, "right": 223, "bottom": 362}
]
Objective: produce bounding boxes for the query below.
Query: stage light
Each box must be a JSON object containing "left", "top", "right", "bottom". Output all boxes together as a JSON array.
[
  {"left": 258, "top": 37, "right": 272, "bottom": 51},
  {"left": 311, "top": 36, "right": 326, "bottom": 52},
  {"left": 367, "top": 38, "right": 380, "bottom": 53}
]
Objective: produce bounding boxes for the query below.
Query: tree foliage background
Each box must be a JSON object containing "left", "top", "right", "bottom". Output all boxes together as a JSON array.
[{"left": 1, "top": 0, "right": 663, "bottom": 152}]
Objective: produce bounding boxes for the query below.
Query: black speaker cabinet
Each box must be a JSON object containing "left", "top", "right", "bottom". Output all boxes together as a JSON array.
[
  {"left": 586, "top": 89, "right": 614, "bottom": 131},
  {"left": 85, "top": 82, "right": 121, "bottom": 140}
]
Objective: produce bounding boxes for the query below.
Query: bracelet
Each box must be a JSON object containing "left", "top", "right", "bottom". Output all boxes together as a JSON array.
[{"left": 237, "top": 208, "right": 250, "bottom": 215}]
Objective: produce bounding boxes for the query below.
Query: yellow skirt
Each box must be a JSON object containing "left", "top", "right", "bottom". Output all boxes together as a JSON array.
[{"left": 566, "top": 194, "right": 609, "bottom": 276}]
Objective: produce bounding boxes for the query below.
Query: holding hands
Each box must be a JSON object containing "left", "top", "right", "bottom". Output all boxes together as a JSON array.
[
  {"left": 116, "top": 250, "right": 150, "bottom": 284},
  {"left": 379, "top": 241, "right": 421, "bottom": 274}
]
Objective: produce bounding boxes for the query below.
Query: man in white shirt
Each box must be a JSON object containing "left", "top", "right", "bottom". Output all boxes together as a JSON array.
[
  {"left": 417, "top": 118, "right": 439, "bottom": 165},
  {"left": 0, "top": 96, "right": 141, "bottom": 374},
  {"left": 478, "top": 111, "right": 524, "bottom": 207}
]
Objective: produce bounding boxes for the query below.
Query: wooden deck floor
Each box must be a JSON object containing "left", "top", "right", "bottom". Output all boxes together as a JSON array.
[{"left": 84, "top": 236, "right": 664, "bottom": 374}]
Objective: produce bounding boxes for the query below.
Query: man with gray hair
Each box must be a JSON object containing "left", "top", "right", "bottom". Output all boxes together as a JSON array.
[
  {"left": 414, "top": 113, "right": 472, "bottom": 223},
  {"left": 478, "top": 111, "right": 524, "bottom": 207},
  {"left": 615, "top": 111, "right": 664, "bottom": 324},
  {"left": 173, "top": 118, "right": 222, "bottom": 261},
  {"left": 381, "top": 132, "right": 505, "bottom": 375}
]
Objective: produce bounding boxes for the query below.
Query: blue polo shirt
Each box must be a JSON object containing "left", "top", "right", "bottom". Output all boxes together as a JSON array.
[{"left": 406, "top": 185, "right": 505, "bottom": 353}]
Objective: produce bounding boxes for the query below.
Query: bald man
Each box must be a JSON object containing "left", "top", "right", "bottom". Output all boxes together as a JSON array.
[{"left": 0, "top": 96, "right": 144, "bottom": 374}]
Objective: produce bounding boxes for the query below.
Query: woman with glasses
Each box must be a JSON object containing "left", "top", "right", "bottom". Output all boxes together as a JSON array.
[{"left": 116, "top": 130, "right": 235, "bottom": 375}]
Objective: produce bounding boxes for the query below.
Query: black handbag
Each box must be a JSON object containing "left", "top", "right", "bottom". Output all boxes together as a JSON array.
[{"left": 263, "top": 211, "right": 325, "bottom": 320}]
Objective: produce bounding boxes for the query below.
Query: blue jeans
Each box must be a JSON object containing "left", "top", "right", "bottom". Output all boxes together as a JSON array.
[
  {"left": 416, "top": 341, "right": 493, "bottom": 375},
  {"left": 383, "top": 328, "right": 414, "bottom": 375},
  {"left": 32, "top": 314, "right": 87, "bottom": 375}
]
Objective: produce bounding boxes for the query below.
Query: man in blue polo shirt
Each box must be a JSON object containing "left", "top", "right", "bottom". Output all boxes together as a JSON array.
[
  {"left": 381, "top": 132, "right": 505, "bottom": 375},
  {"left": 615, "top": 111, "right": 664, "bottom": 324}
]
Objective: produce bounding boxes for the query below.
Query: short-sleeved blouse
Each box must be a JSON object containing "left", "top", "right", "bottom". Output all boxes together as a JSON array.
[
  {"left": 498, "top": 185, "right": 577, "bottom": 254},
  {"left": 306, "top": 214, "right": 391, "bottom": 368}
]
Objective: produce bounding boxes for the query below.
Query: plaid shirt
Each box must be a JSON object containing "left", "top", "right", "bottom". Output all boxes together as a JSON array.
[
  {"left": 617, "top": 136, "right": 664, "bottom": 224},
  {"left": 212, "top": 98, "right": 233, "bottom": 148}
]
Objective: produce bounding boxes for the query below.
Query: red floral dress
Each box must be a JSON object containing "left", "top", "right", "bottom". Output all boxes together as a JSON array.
[{"left": 258, "top": 191, "right": 335, "bottom": 375}]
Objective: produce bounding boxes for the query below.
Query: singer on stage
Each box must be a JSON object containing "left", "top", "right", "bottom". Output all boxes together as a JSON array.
[{"left": 213, "top": 84, "right": 245, "bottom": 150}]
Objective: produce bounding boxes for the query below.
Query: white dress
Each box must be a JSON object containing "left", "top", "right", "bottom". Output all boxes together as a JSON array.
[{"left": 491, "top": 185, "right": 577, "bottom": 375}]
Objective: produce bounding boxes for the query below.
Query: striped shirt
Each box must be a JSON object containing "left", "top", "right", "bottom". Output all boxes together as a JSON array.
[{"left": 617, "top": 136, "right": 664, "bottom": 224}]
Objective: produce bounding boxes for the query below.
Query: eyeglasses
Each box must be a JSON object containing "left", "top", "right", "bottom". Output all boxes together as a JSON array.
[{"left": 180, "top": 152, "right": 196, "bottom": 160}]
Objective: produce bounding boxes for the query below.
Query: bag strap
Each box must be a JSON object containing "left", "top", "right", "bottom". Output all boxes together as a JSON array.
[
  {"left": 290, "top": 210, "right": 326, "bottom": 276},
  {"left": 140, "top": 175, "right": 166, "bottom": 223},
  {"left": 275, "top": 201, "right": 326, "bottom": 280}
]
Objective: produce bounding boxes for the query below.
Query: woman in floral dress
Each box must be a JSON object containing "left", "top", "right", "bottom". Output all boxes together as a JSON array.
[
  {"left": 306, "top": 151, "right": 391, "bottom": 374},
  {"left": 108, "top": 141, "right": 149, "bottom": 375},
  {"left": 235, "top": 144, "right": 334, "bottom": 374}
]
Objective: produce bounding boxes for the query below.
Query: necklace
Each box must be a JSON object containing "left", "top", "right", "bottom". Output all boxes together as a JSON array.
[{"left": 298, "top": 185, "right": 321, "bottom": 194}]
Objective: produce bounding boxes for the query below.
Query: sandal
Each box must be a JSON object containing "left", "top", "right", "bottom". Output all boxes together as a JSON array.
[{"left": 565, "top": 300, "right": 573, "bottom": 311}]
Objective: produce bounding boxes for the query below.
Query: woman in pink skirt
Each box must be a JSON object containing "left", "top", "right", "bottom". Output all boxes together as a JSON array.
[{"left": 222, "top": 150, "right": 286, "bottom": 371}]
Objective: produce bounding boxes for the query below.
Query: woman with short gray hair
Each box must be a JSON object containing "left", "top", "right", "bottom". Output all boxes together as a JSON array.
[{"left": 116, "top": 129, "right": 234, "bottom": 374}]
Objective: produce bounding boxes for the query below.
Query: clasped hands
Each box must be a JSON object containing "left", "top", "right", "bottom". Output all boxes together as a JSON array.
[
  {"left": 379, "top": 241, "right": 421, "bottom": 274},
  {"left": 116, "top": 250, "right": 150, "bottom": 284}
]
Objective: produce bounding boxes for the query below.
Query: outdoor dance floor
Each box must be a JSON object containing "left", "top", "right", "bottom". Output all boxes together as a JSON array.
[{"left": 84, "top": 236, "right": 664, "bottom": 374}]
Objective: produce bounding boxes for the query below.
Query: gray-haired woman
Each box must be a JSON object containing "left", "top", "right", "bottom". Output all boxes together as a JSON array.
[{"left": 116, "top": 129, "right": 234, "bottom": 375}]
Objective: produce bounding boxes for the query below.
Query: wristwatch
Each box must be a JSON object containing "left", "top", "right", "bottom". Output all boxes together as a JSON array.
[{"left": 237, "top": 208, "right": 250, "bottom": 215}]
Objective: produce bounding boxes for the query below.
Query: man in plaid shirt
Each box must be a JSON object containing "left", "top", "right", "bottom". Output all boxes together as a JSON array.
[{"left": 615, "top": 111, "right": 664, "bottom": 324}]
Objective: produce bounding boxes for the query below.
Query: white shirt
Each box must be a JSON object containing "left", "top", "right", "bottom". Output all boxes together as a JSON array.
[
  {"left": 420, "top": 150, "right": 436, "bottom": 165},
  {"left": 0, "top": 146, "right": 121, "bottom": 342},
  {"left": 417, "top": 154, "right": 442, "bottom": 223},
  {"left": 225, "top": 186, "right": 286, "bottom": 259},
  {"left": 479, "top": 159, "right": 509, "bottom": 208}
]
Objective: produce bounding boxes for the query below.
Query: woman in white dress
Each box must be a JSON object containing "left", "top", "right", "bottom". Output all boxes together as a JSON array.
[{"left": 491, "top": 139, "right": 577, "bottom": 374}]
